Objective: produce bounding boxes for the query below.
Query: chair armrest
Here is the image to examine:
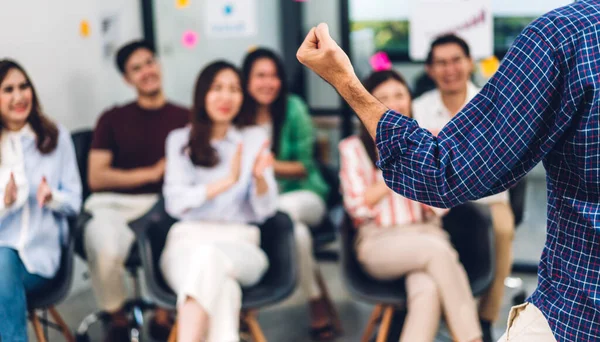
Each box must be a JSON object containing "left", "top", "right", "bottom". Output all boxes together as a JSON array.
[{"left": 73, "top": 211, "right": 92, "bottom": 260}]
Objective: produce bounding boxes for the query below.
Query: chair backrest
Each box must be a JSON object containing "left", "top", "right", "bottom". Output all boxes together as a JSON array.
[
  {"left": 71, "top": 129, "right": 94, "bottom": 201},
  {"left": 509, "top": 178, "right": 528, "bottom": 227},
  {"left": 317, "top": 162, "right": 343, "bottom": 209}
]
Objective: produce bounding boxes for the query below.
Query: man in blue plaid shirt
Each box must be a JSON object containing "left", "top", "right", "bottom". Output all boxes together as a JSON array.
[{"left": 298, "top": 1, "right": 599, "bottom": 341}]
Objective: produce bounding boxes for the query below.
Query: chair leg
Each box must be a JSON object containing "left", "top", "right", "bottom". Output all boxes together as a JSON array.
[
  {"left": 29, "top": 310, "right": 47, "bottom": 342},
  {"left": 315, "top": 269, "right": 343, "bottom": 335},
  {"left": 376, "top": 306, "right": 394, "bottom": 342},
  {"left": 243, "top": 310, "right": 267, "bottom": 342},
  {"left": 168, "top": 320, "right": 178, "bottom": 342},
  {"left": 48, "top": 306, "right": 75, "bottom": 342},
  {"left": 361, "top": 305, "right": 383, "bottom": 342}
]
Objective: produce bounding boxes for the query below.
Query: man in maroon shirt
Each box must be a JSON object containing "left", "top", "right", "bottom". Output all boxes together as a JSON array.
[{"left": 83, "top": 40, "right": 189, "bottom": 342}]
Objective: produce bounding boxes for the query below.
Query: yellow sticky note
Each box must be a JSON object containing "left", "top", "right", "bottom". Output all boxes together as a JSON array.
[
  {"left": 80, "top": 20, "right": 91, "bottom": 38},
  {"left": 176, "top": 0, "right": 190, "bottom": 9},
  {"left": 480, "top": 56, "right": 500, "bottom": 78},
  {"left": 247, "top": 45, "right": 258, "bottom": 53}
]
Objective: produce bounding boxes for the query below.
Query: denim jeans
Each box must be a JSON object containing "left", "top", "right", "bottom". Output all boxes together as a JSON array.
[{"left": 0, "top": 247, "right": 51, "bottom": 342}]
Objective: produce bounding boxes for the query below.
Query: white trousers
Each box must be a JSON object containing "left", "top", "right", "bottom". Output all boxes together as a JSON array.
[
  {"left": 278, "top": 190, "right": 326, "bottom": 300},
  {"left": 160, "top": 221, "right": 269, "bottom": 342},
  {"left": 83, "top": 193, "right": 158, "bottom": 312},
  {"left": 497, "top": 303, "right": 556, "bottom": 342}
]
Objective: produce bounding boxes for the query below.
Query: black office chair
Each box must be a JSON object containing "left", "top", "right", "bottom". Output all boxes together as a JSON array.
[
  {"left": 311, "top": 162, "right": 344, "bottom": 260},
  {"left": 341, "top": 202, "right": 495, "bottom": 342},
  {"left": 129, "top": 203, "right": 297, "bottom": 342},
  {"left": 27, "top": 216, "right": 77, "bottom": 342},
  {"left": 71, "top": 130, "right": 156, "bottom": 342}
]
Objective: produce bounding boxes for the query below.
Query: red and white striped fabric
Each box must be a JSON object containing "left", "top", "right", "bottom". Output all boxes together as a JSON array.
[{"left": 339, "top": 136, "right": 447, "bottom": 228}]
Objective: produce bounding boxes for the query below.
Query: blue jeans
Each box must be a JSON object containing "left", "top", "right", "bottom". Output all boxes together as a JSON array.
[{"left": 0, "top": 247, "right": 51, "bottom": 342}]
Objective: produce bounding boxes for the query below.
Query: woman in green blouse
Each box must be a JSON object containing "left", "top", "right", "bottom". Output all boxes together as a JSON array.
[{"left": 242, "top": 48, "right": 335, "bottom": 340}]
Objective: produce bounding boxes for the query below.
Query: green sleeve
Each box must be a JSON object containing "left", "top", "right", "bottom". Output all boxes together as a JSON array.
[{"left": 287, "top": 95, "right": 316, "bottom": 168}]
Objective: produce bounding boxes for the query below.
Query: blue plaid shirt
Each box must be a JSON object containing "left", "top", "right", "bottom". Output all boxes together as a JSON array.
[{"left": 376, "top": 1, "right": 600, "bottom": 340}]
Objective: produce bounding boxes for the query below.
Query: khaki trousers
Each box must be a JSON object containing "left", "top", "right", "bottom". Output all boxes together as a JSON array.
[
  {"left": 497, "top": 303, "right": 556, "bottom": 341},
  {"left": 356, "top": 223, "right": 481, "bottom": 342},
  {"left": 480, "top": 202, "right": 515, "bottom": 322}
]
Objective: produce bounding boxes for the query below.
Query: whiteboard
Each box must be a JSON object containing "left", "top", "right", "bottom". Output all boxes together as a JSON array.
[
  {"left": 154, "top": 0, "right": 281, "bottom": 108},
  {"left": 0, "top": 0, "right": 143, "bottom": 131}
]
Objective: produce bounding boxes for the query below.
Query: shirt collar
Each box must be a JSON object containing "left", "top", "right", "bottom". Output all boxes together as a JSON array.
[
  {"left": 4, "top": 123, "right": 35, "bottom": 139},
  {"left": 433, "top": 81, "right": 479, "bottom": 118},
  {"left": 212, "top": 126, "right": 242, "bottom": 145}
]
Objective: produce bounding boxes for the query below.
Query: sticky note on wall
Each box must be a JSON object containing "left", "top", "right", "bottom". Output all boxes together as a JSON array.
[
  {"left": 370, "top": 51, "right": 392, "bottom": 71},
  {"left": 80, "top": 20, "right": 91, "bottom": 38},
  {"left": 176, "top": 0, "right": 190, "bottom": 9},
  {"left": 182, "top": 30, "right": 199, "bottom": 49}
]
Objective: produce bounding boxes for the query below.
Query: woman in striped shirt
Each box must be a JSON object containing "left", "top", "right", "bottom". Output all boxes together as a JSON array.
[{"left": 338, "top": 70, "right": 482, "bottom": 342}]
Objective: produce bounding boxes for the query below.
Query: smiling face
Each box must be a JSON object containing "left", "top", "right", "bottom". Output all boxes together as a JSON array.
[
  {"left": 426, "top": 42, "right": 474, "bottom": 95},
  {"left": 247, "top": 57, "right": 282, "bottom": 107},
  {"left": 123, "top": 48, "right": 162, "bottom": 97},
  {"left": 205, "top": 68, "right": 244, "bottom": 125},
  {"left": 0, "top": 68, "right": 33, "bottom": 128},
  {"left": 371, "top": 78, "right": 412, "bottom": 118}
]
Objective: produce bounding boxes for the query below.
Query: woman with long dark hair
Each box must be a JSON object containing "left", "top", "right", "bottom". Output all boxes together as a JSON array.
[
  {"left": 159, "top": 61, "right": 277, "bottom": 341},
  {"left": 0, "top": 60, "right": 82, "bottom": 341},
  {"left": 242, "top": 48, "right": 336, "bottom": 340},
  {"left": 339, "top": 70, "right": 482, "bottom": 342}
]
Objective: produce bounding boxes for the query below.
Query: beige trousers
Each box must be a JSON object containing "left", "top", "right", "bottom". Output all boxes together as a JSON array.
[
  {"left": 83, "top": 193, "right": 158, "bottom": 312},
  {"left": 480, "top": 202, "right": 515, "bottom": 322},
  {"left": 278, "top": 190, "right": 326, "bottom": 299},
  {"left": 160, "top": 221, "right": 269, "bottom": 342},
  {"left": 356, "top": 223, "right": 481, "bottom": 342},
  {"left": 497, "top": 303, "right": 556, "bottom": 341}
]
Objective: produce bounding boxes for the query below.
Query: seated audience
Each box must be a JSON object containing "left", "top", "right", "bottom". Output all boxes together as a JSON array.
[
  {"left": 242, "top": 48, "right": 337, "bottom": 340},
  {"left": 84, "top": 41, "right": 189, "bottom": 341},
  {"left": 0, "top": 59, "right": 82, "bottom": 341},
  {"left": 339, "top": 70, "right": 482, "bottom": 342},
  {"left": 160, "top": 61, "right": 276, "bottom": 341},
  {"left": 412, "top": 34, "right": 514, "bottom": 342}
]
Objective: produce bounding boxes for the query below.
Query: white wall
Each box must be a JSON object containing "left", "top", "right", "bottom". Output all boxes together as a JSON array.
[{"left": 0, "top": 0, "right": 143, "bottom": 131}]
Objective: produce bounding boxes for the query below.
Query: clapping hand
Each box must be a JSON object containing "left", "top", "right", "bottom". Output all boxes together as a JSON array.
[
  {"left": 37, "top": 176, "right": 53, "bottom": 208},
  {"left": 4, "top": 172, "right": 17, "bottom": 207}
]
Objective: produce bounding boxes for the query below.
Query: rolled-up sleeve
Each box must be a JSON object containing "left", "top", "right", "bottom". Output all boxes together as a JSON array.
[
  {"left": 376, "top": 28, "right": 570, "bottom": 208},
  {"left": 46, "top": 128, "right": 82, "bottom": 216}
]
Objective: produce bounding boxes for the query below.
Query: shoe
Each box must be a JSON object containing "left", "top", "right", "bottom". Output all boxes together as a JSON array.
[
  {"left": 104, "top": 323, "right": 130, "bottom": 342},
  {"left": 149, "top": 317, "right": 174, "bottom": 341},
  {"left": 480, "top": 319, "right": 494, "bottom": 342}
]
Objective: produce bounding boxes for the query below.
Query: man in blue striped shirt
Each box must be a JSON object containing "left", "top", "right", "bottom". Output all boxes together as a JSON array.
[{"left": 298, "top": 1, "right": 599, "bottom": 341}]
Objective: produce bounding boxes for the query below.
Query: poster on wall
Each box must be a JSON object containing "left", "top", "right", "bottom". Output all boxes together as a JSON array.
[
  {"left": 204, "top": 0, "right": 257, "bottom": 38},
  {"left": 100, "top": 13, "right": 120, "bottom": 61},
  {"left": 409, "top": 0, "right": 493, "bottom": 60}
]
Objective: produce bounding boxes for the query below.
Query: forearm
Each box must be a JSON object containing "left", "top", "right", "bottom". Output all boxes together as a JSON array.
[
  {"left": 88, "top": 167, "right": 153, "bottom": 191},
  {"left": 254, "top": 176, "right": 269, "bottom": 196},
  {"left": 274, "top": 161, "right": 307, "bottom": 179},
  {"left": 364, "top": 181, "right": 390, "bottom": 207},
  {"left": 205, "top": 177, "right": 236, "bottom": 199},
  {"left": 334, "top": 75, "right": 388, "bottom": 138}
]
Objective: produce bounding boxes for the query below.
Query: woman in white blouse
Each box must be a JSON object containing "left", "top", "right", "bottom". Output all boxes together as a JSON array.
[
  {"left": 160, "top": 61, "right": 278, "bottom": 342},
  {"left": 0, "top": 60, "right": 82, "bottom": 341},
  {"left": 338, "top": 70, "right": 482, "bottom": 342}
]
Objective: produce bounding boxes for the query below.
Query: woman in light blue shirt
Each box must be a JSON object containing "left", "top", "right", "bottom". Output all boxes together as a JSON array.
[
  {"left": 0, "top": 60, "right": 82, "bottom": 341},
  {"left": 160, "top": 61, "right": 277, "bottom": 342}
]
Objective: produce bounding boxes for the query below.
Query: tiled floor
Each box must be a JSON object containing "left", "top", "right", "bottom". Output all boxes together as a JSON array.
[{"left": 30, "top": 175, "right": 548, "bottom": 341}]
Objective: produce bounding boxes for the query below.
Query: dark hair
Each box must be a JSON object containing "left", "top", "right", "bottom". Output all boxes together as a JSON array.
[
  {"left": 425, "top": 34, "right": 471, "bottom": 65},
  {"left": 241, "top": 48, "right": 287, "bottom": 155},
  {"left": 0, "top": 60, "right": 58, "bottom": 155},
  {"left": 360, "top": 70, "right": 411, "bottom": 166},
  {"left": 115, "top": 40, "right": 155, "bottom": 75},
  {"left": 187, "top": 60, "right": 252, "bottom": 167}
]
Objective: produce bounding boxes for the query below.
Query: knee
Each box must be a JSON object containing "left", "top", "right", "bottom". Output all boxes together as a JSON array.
[
  {"left": 294, "top": 222, "right": 314, "bottom": 252},
  {"left": 427, "top": 237, "right": 459, "bottom": 261},
  {"left": 406, "top": 274, "right": 439, "bottom": 303}
]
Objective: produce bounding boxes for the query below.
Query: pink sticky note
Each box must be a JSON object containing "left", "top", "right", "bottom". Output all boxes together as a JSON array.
[
  {"left": 182, "top": 30, "right": 198, "bottom": 49},
  {"left": 370, "top": 51, "right": 392, "bottom": 71}
]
